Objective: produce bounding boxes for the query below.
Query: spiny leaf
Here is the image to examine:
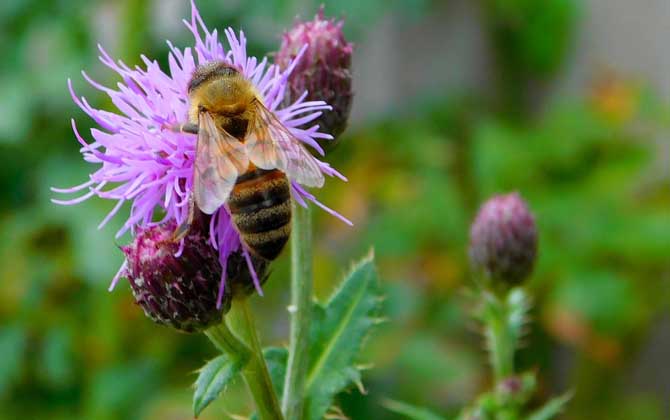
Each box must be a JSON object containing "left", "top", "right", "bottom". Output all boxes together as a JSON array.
[
  {"left": 303, "top": 251, "right": 382, "bottom": 420},
  {"left": 507, "top": 287, "right": 532, "bottom": 345},
  {"left": 193, "top": 354, "right": 244, "bottom": 417},
  {"left": 479, "top": 287, "right": 532, "bottom": 361},
  {"left": 526, "top": 392, "right": 573, "bottom": 420},
  {"left": 381, "top": 398, "right": 447, "bottom": 420}
]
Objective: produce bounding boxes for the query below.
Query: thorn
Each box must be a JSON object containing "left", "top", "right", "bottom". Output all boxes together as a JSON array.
[
  {"left": 355, "top": 363, "right": 374, "bottom": 371},
  {"left": 372, "top": 317, "right": 389, "bottom": 325},
  {"left": 325, "top": 405, "right": 350, "bottom": 420},
  {"left": 354, "top": 378, "right": 368, "bottom": 395}
]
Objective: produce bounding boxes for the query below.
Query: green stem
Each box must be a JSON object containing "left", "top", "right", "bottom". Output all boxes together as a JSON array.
[
  {"left": 282, "top": 201, "right": 313, "bottom": 420},
  {"left": 205, "top": 322, "right": 247, "bottom": 356},
  {"left": 484, "top": 293, "right": 514, "bottom": 383},
  {"left": 206, "top": 312, "right": 284, "bottom": 420}
]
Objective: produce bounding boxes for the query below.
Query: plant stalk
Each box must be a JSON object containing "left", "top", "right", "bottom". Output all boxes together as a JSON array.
[
  {"left": 282, "top": 201, "right": 313, "bottom": 420},
  {"left": 206, "top": 312, "right": 284, "bottom": 420},
  {"left": 484, "top": 293, "right": 514, "bottom": 383}
]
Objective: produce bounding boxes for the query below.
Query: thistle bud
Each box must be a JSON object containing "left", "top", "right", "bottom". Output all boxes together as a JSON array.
[
  {"left": 122, "top": 221, "right": 230, "bottom": 333},
  {"left": 469, "top": 192, "right": 538, "bottom": 286},
  {"left": 276, "top": 8, "right": 353, "bottom": 150}
]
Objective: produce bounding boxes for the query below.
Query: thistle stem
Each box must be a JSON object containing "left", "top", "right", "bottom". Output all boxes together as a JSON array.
[
  {"left": 282, "top": 201, "right": 313, "bottom": 420},
  {"left": 205, "top": 322, "right": 248, "bottom": 356},
  {"left": 206, "top": 308, "right": 284, "bottom": 420},
  {"left": 484, "top": 292, "right": 514, "bottom": 383}
]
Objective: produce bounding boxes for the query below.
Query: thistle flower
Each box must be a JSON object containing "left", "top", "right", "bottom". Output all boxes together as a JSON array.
[
  {"left": 469, "top": 192, "right": 538, "bottom": 286},
  {"left": 276, "top": 7, "right": 353, "bottom": 149},
  {"left": 123, "top": 218, "right": 267, "bottom": 332},
  {"left": 123, "top": 221, "right": 228, "bottom": 332},
  {"left": 52, "top": 1, "right": 351, "bottom": 305}
]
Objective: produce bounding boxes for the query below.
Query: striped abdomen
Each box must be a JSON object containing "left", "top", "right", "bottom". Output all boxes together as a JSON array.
[{"left": 228, "top": 168, "right": 291, "bottom": 260}]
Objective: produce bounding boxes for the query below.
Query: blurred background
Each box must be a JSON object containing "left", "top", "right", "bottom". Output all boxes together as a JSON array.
[{"left": 0, "top": 0, "right": 668, "bottom": 419}]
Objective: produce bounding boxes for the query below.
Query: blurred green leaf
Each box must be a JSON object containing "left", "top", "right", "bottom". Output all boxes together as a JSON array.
[
  {"left": 303, "top": 252, "right": 382, "bottom": 420},
  {"left": 551, "top": 270, "right": 644, "bottom": 336},
  {"left": 526, "top": 392, "right": 572, "bottom": 420},
  {"left": 485, "top": 0, "right": 579, "bottom": 75},
  {"left": 506, "top": 288, "right": 532, "bottom": 347},
  {"left": 87, "top": 360, "right": 158, "bottom": 420},
  {"left": 39, "top": 326, "right": 75, "bottom": 387},
  {"left": 193, "top": 354, "right": 244, "bottom": 417},
  {"left": 0, "top": 324, "right": 27, "bottom": 397},
  {"left": 382, "top": 398, "right": 446, "bottom": 420},
  {"left": 263, "top": 347, "right": 288, "bottom": 398}
]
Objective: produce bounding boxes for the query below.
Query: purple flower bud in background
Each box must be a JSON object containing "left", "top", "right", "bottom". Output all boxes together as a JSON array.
[
  {"left": 469, "top": 192, "right": 538, "bottom": 286},
  {"left": 276, "top": 7, "right": 353, "bottom": 151}
]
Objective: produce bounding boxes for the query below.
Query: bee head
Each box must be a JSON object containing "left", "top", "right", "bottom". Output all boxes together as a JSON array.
[
  {"left": 188, "top": 61, "right": 254, "bottom": 118},
  {"left": 188, "top": 61, "right": 240, "bottom": 93}
]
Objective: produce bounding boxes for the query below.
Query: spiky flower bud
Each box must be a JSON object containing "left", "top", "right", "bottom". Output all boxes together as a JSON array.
[
  {"left": 123, "top": 221, "right": 230, "bottom": 333},
  {"left": 469, "top": 192, "right": 538, "bottom": 286},
  {"left": 276, "top": 8, "right": 353, "bottom": 150}
]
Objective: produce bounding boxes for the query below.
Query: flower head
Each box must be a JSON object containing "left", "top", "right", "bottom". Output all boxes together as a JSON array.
[
  {"left": 123, "top": 221, "right": 228, "bottom": 332},
  {"left": 53, "top": 1, "right": 350, "bottom": 306},
  {"left": 469, "top": 192, "right": 538, "bottom": 286},
  {"left": 276, "top": 7, "right": 353, "bottom": 149},
  {"left": 123, "top": 218, "right": 269, "bottom": 332}
]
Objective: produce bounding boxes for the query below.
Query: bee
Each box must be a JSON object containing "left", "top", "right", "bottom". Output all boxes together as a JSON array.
[{"left": 172, "top": 61, "right": 324, "bottom": 261}]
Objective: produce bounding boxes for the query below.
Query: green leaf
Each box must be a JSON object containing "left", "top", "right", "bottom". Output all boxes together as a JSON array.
[
  {"left": 0, "top": 325, "right": 26, "bottom": 397},
  {"left": 263, "top": 347, "right": 288, "bottom": 398},
  {"left": 506, "top": 288, "right": 532, "bottom": 345},
  {"left": 193, "top": 354, "right": 244, "bottom": 417},
  {"left": 382, "top": 398, "right": 446, "bottom": 420},
  {"left": 526, "top": 392, "right": 573, "bottom": 420},
  {"left": 303, "top": 251, "right": 382, "bottom": 420}
]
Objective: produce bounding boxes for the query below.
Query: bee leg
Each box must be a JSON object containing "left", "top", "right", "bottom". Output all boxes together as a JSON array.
[
  {"left": 166, "top": 122, "right": 199, "bottom": 134},
  {"left": 172, "top": 194, "right": 196, "bottom": 242}
]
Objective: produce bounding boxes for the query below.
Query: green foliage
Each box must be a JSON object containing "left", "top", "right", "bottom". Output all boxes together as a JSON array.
[
  {"left": 484, "top": 0, "right": 578, "bottom": 75},
  {"left": 382, "top": 398, "right": 446, "bottom": 420},
  {"left": 526, "top": 392, "right": 573, "bottom": 420},
  {"left": 505, "top": 289, "right": 532, "bottom": 347},
  {"left": 0, "top": 325, "right": 26, "bottom": 397},
  {"left": 263, "top": 347, "right": 288, "bottom": 398},
  {"left": 302, "top": 252, "right": 382, "bottom": 420},
  {"left": 192, "top": 354, "right": 245, "bottom": 417}
]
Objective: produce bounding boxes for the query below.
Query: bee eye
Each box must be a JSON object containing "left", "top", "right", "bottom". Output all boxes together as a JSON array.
[{"left": 198, "top": 105, "right": 207, "bottom": 113}]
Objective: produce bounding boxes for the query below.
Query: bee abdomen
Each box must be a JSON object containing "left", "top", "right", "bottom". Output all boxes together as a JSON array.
[{"left": 229, "top": 169, "right": 291, "bottom": 260}]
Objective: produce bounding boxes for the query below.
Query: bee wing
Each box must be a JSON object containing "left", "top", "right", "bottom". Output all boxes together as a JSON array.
[
  {"left": 193, "top": 112, "right": 249, "bottom": 214},
  {"left": 246, "top": 100, "right": 325, "bottom": 188}
]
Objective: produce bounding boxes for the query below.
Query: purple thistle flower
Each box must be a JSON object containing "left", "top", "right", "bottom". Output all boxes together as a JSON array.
[
  {"left": 122, "top": 218, "right": 269, "bottom": 332},
  {"left": 123, "top": 220, "right": 229, "bottom": 332},
  {"left": 52, "top": 0, "right": 351, "bottom": 306}
]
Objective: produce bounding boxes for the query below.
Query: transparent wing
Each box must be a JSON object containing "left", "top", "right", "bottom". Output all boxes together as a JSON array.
[
  {"left": 246, "top": 100, "right": 325, "bottom": 188},
  {"left": 193, "top": 112, "right": 249, "bottom": 214}
]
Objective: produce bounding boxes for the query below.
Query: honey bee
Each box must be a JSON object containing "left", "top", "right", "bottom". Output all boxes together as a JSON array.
[{"left": 172, "top": 61, "right": 324, "bottom": 261}]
